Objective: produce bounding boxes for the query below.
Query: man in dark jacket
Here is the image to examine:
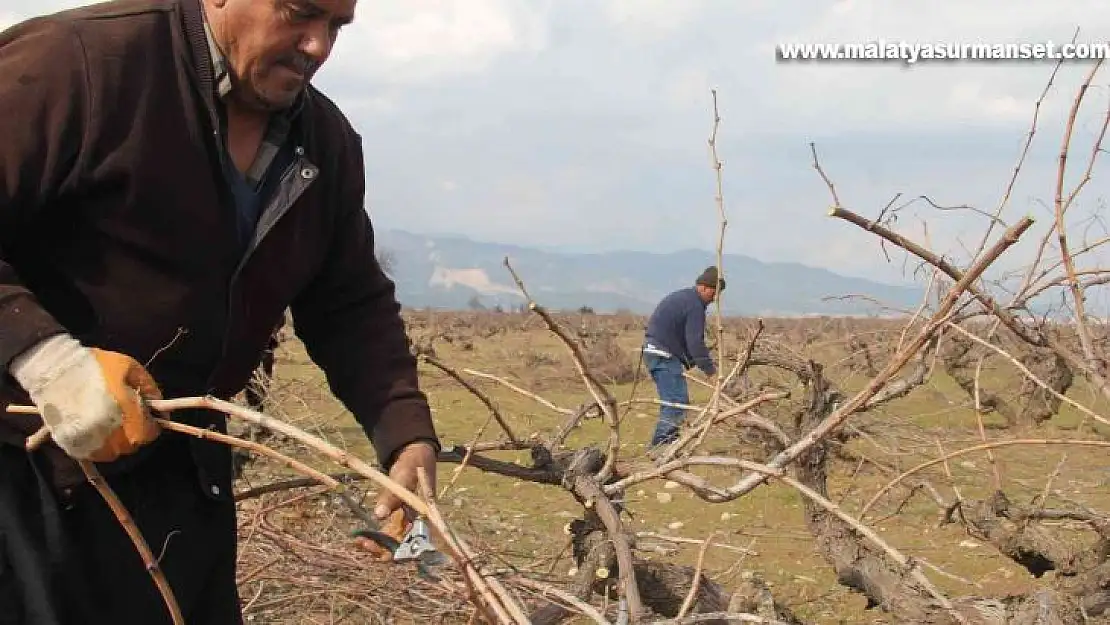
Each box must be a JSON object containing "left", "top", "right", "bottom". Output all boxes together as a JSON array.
[
  {"left": 642, "top": 266, "right": 725, "bottom": 447},
  {"left": 0, "top": 1, "right": 440, "bottom": 623}
]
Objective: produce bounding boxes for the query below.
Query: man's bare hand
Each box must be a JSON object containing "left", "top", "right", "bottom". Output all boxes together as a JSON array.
[{"left": 373, "top": 441, "right": 438, "bottom": 521}]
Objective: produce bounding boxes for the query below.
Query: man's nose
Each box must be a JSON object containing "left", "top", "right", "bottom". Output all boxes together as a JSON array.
[{"left": 299, "top": 23, "right": 335, "bottom": 64}]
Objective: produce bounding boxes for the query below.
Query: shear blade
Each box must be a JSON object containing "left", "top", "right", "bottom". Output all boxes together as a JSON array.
[
  {"left": 415, "top": 551, "right": 449, "bottom": 580},
  {"left": 419, "top": 550, "right": 448, "bottom": 566}
]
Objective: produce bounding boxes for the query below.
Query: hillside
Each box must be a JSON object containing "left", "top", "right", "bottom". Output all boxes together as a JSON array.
[{"left": 375, "top": 228, "right": 925, "bottom": 316}]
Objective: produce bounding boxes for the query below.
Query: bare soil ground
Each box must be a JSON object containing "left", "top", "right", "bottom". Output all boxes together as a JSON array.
[{"left": 226, "top": 309, "right": 1110, "bottom": 624}]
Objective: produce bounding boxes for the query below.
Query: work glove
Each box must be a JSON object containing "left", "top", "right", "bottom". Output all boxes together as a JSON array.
[{"left": 9, "top": 334, "right": 163, "bottom": 463}]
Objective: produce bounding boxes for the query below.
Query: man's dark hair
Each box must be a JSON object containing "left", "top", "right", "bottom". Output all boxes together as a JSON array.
[{"left": 695, "top": 266, "right": 725, "bottom": 291}]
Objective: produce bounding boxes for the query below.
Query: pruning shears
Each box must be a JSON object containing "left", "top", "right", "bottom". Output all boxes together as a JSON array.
[{"left": 352, "top": 516, "right": 449, "bottom": 579}]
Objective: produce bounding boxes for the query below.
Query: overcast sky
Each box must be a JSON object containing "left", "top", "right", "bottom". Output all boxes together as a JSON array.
[{"left": 4, "top": 1, "right": 1110, "bottom": 297}]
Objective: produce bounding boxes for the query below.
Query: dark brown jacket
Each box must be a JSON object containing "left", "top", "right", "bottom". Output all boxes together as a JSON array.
[{"left": 0, "top": 0, "right": 439, "bottom": 489}]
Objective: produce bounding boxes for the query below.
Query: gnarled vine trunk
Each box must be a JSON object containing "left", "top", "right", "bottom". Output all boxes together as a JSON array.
[{"left": 781, "top": 348, "right": 1107, "bottom": 624}]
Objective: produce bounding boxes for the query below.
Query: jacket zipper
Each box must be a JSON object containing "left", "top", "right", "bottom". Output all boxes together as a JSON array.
[
  {"left": 232, "top": 147, "right": 318, "bottom": 280},
  {"left": 208, "top": 148, "right": 318, "bottom": 392}
]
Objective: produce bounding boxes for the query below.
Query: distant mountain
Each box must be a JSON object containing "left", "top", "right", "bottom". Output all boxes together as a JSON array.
[{"left": 374, "top": 229, "right": 927, "bottom": 317}]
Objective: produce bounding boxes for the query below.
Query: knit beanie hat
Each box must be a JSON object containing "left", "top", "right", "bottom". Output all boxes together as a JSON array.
[{"left": 695, "top": 266, "right": 725, "bottom": 291}]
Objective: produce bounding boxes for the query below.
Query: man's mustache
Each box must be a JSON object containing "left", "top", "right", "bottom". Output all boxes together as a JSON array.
[{"left": 277, "top": 54, "right": 318, "bottom": 75}]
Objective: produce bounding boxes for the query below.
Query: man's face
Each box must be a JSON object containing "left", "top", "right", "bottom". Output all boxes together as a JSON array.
[
  {"left": 207, "top": 0, "right": 356, "bottom": 111},
  {"left": 696, "top": 284, "right": 717, "bottom": 303}
]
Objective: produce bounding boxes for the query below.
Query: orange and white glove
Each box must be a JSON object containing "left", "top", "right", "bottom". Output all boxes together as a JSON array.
[{"left": 9, "top": 334, "right": 163, "bottom": 462}]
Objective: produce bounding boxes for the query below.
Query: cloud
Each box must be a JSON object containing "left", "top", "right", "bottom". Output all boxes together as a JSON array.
[
  {"left": 319, "top": 0, "right": 552, "bottom": 86},
  {"left": 602, "top": 0, "right": 702, "bottom": 39},
  {"left": 3, "top": 0, "right": 1110, "bottom": 296}
]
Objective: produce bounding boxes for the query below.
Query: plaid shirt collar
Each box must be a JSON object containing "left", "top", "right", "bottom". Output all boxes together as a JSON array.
[{"left": 202, "top": 20, "right": 234, "bottom": 100}]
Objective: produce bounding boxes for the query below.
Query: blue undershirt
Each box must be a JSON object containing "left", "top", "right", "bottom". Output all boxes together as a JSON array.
[{"left": 219, "top": 138, "right": 295, "bottom": 254}]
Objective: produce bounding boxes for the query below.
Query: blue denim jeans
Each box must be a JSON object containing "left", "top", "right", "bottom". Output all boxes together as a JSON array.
[{"left": 644, "top": 352, "right": 690, "bottom": 447}]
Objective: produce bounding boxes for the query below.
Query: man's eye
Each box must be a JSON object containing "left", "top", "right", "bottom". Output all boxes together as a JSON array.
[{"left": 285, "top": 3, "right": 315, "bottom": 21}]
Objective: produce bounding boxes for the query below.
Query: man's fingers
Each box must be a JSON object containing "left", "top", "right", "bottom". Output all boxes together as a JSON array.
[
  {"left": 125, "top": 360, "right": 163, "bottom": 401},
  {"left": 376, "top": 442, "right": 438, "bottom": 519},
  {"left": 139, "top": 406, "right": 162, "bottom": 441},
  {"left": 119, "top": 359, "right": 163, "bottom": 445},
  {"left": 373, "top": 488, "right": 403, "bottom": 521},
  {"left": 373, "top": 476, "right": 423, "bottom": 523}
]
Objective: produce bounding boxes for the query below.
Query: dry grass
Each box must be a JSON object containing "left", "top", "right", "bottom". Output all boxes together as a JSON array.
[{"left": 227, "top": 309, "right": 1110, "bottom": 624}]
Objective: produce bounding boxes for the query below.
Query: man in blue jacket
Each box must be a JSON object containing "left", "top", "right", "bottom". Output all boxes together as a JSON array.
[{"left": 642, "top": 266, "right": 725, "bottom": 447}]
